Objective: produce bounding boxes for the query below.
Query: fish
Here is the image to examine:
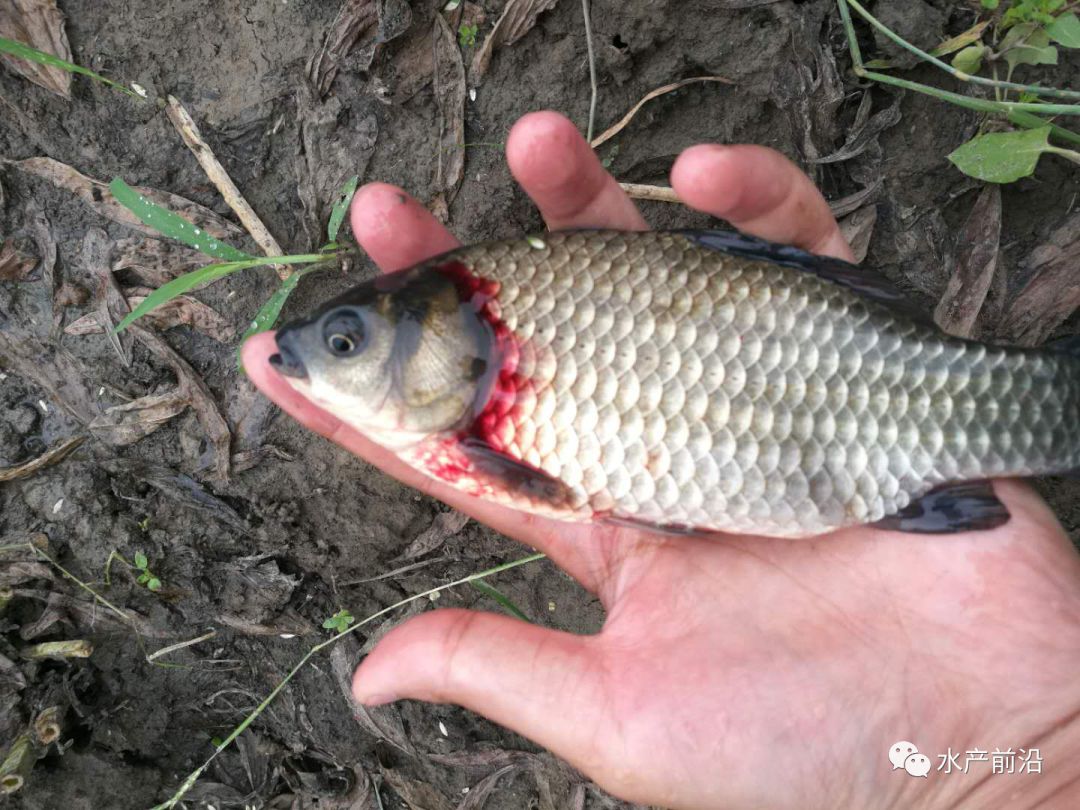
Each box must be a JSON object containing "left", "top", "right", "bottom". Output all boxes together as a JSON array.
[{"left": 270, "top": 229, "right": 1080, "bottom": 538}]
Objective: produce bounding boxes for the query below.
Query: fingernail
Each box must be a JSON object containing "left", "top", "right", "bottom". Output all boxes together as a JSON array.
[{"left": 360, "top": 693, "right": 397, "bottom": 706}]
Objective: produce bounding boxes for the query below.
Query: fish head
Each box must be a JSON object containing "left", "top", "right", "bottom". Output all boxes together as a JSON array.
[{"left": 270, "top": 267, "right": 494, "bottom": 448}]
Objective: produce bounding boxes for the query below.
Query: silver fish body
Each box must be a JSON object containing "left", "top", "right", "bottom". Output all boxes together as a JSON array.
[{"left": 273, "top": 229, "right": 1080, "bottom": 538}]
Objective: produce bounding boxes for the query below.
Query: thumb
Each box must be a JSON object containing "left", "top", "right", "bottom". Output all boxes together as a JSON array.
[{"left": 353, "top": 609, "right": 605, "bottom": 757}]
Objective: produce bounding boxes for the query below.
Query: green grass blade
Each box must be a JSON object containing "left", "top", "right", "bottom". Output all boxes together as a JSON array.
[
  {"left": 108, "top": 178, "right": 252, "bottom": 261},
  {"left": 241, "top": 265, "right": 318, "bottom": 342},
  {"left": 0, "top": 37, "right": 139, "bottom": 97},
  {"left": 327, "top": 175, "right": 359, "bottom": 242},
  {"left": 469, "top": 580, "right": 532, "bottom": 623},
  {"left": 115, "top": 253, "right": 327, "bottom": 333}
]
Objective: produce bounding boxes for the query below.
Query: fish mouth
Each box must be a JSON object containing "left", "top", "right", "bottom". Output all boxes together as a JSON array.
[{"left": 270, "top": 331, "right": 308, "bottom": 380}]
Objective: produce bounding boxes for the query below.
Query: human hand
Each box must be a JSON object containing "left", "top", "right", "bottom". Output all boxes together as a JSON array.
[{"left": 242, "top": 112, "right": 1080, "bottom": 809}]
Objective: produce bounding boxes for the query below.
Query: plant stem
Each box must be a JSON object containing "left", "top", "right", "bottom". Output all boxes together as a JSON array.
[
  {"left": 152, "top": 552, "right": 548, "bottom": 810},
  {"left": 844, "top": 0, "right": 1080, "bottom": 101},
  {"left": 582, "top": 0, "right": 598, "bottom": 142}
]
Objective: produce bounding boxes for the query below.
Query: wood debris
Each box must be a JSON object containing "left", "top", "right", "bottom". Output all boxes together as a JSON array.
[{"left": 165, "top": 96, "right": 287, "bottom": 279}]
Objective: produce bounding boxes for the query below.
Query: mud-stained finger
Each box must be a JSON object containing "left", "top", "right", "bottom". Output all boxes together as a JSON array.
[
  {"left": 507, "top": 111, "right": 648, "bottom": 233},
  {"left": 350, "top": 182, "right": 461, "bottom": 274},
  {"left": 671, "top": 145, "right": 855, "bottom": 262}
]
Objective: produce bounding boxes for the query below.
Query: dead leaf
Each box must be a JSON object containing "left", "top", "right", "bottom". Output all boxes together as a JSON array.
[
  {"left": 809, "top": 95, "right": 902, "bottom": 165},
  {"left": 0, "top": 239, "right": 36, "bottom": 280},
  {"left": 0, "top": 436, "right": 84, "bottom": 483},
  {"left": 471, "top": 0, "right": 559, "bottom": 81},
  {"left": 828, "top": 177, "right": 883, "bottom": 218},
  {"left": 431, "top": 13, "right": 467, "bottom": 220},
  {"left": 456, "top": 764, "right": 521, "bottom": 810},
  {"left": 54, "top": 282, "right": 88, "bottom": 307},
  {"left": 838, "top": 204, "right": 877, "bottom": 264},
  {"left": 25, "top": 202, "right": 62, "bottom": 338},
  {"left": 591, "top": 76, "right": 733, "bottom": 149},
  {"left": 112, "top": 237, "right": 206, "bottom": 287},
  {"left": 330, "top": 644, "right": 418, "bottom": 755},
  {"left": 82, "top": 227, "right": 133, "bottom": 366},
  {"left": 296, "top": 86, "right": 379, "bottom": 246},
  {"left": 8, "top": 157, "right": 244, "bottom": 240},
  {"left": 998, "top": 212, "right": 1080, "bottom": 346},
  {"left": 0, "top": 324, "right": 101, "bottom": 426},
  {"left": 124, "top": 287, "right": 235, "bottom": 342},
  {"left": 100, "top": 458, "right": 245, "bottom": 529},
  {"left": 130, "top": 327, "right": 232, "bottom": 481},
  {"left": 399, "top": 510, "right": 470, "bottom": 560},
  {"left": 88, "top": 390, "right": 188, "bottom": 446},
  {"left": 308, "top": 0, "right": 413, "bottom": 96},
  {"left": 934, "top": 185, "right": 1001, "bottom": 338},
  {"left": 391, "top": 3, "right": 486, "bottom": 103},
  {"left": 0, "top": 0, "right": 73, "bottom": 98},
  {"left": 379, "top": 766, "right": 454, "bottom": 810}
]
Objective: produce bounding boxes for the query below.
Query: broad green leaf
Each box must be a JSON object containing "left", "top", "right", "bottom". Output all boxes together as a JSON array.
[
  {"left": 469, "top": 580, "right": 531, "bottom": 623},
  {"left": 947, "top": 126, "right": 1053, "bottom": 183},
  {"left": 1048, "top": 12, "right": 1080, "bottom": 47},
  {"left": 134, "top": 552, "right": 148, "bottom": 569},
  {"left": 0, "top": 37, "right": 138, "bottom": 97},
  {"left": 109, "top": 178, "right": 251, "bottom": 261},
  {"left": 931, "top": 20, "right": 991, "bottom": 57},
  {"left": 951, "top": 44, "right": 986, "bottom": 75},
  {"left": 241, "top": 266, "right": 317, "bottom": 343},
  {"left": 981, "top": 0, "right": 999, "bottom": 9},
  {"left": 147, "top": 577, "right": 162, "bottom": 591},
  {"left": 326, "top": 175, "right": 359, "bottom": 242},
  {"left": 1002, "top": 24, "right": 1059, "bottom": 70}
]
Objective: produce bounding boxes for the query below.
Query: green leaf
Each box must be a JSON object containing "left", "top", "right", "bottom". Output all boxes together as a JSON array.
[
  {"left": 1002, "top": 25, "right": 1059, "bottom": 70},
  {"left": 114, "top": 253, "right": 324, "bottom": 333},
  {"left": 0, "top": 37, "right": 139, "bottom": 97},
  {"left": 147, "top": 578, "right": 162, "bottom": 591},
  {"left": 327, "top": 175, "right": 359, "bottom": 242},
  {"left": 947, "top": 126, "right": 1053, "bottom": 183},
  {"left": 469, "top": 580, "right": 531, "bottom": 623},
  {"left": 241, "top": 266, "right": 317, "bottom": 343},
  {"left": 981, "top": 0, "right": 999, "bottom": 9},
  {"left": 951, "top": 44, "right": 986, "bottom": 75},
  {"left": 134, "top": 552, "right": 148, "bottom": 570},
  {"left": 108, "top": 178, "right": 251, "bottom": 261},
  {"left": 1047, "top": 12, "right": 1080, "bottom": 47}
]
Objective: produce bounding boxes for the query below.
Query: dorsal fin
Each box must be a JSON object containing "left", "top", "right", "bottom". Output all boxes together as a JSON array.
[{"left": 678, "top": 229, "right": 934, "bottom": 326}]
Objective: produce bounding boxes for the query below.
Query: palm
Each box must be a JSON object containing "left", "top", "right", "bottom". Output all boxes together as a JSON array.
[{"left": 244, "top": 112, "right": 1080, "bottom": 809}]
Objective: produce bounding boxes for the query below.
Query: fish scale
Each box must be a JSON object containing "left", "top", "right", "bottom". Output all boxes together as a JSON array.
[{"left": 427, "top": 230, "right": 1080, "bottom": 536}]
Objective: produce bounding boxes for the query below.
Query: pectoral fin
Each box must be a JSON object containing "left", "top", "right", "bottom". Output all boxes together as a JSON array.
[{"left": 872, "top": 482, "right": 1010, "bottom": 534}]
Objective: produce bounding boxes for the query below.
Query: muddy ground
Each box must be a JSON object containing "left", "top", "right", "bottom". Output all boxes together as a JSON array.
[{"left": 2, "top": 0, "right": 1079, "bottom": 808}]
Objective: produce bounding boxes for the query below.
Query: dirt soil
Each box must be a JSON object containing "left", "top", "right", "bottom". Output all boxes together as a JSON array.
[{"left": 2, "top": 0, "right": 1079, "bottom": 808}]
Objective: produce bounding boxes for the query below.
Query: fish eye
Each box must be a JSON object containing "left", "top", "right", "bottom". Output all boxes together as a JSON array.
[{"left": 322, "top": 310, "right": 367, "bottom": 357}]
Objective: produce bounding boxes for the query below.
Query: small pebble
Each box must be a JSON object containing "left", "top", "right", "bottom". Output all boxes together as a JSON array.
[
  {"left": 38, "top": 400, "right": 49, "bottom": 414},
  {"left": 52, "top": 499, "right": 64, "bottom": 514},
  {"left": 438, "top": 721, "right": 448, "bottom": 737}
]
